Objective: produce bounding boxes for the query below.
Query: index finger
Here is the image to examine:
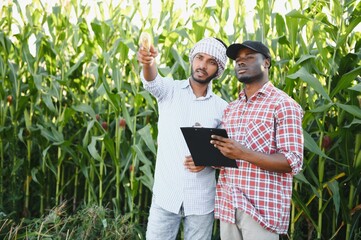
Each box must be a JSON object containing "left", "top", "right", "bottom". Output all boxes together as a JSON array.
[
  {"left": 211, "top": 134, "right": 226, "bottom": 141},
  {"left": 184, "top": 155, "right": 193, "bottom": 161},
  {"left": 138, "top": 46, "right": 150, "bottom": 55},
  {"left": 149, "top": 45, "right": 158, "bottom": 55}
]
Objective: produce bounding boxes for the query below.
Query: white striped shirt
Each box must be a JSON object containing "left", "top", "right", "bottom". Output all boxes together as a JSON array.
[{"left": 141, "top": 72, "right": 228, "bottom": 216}]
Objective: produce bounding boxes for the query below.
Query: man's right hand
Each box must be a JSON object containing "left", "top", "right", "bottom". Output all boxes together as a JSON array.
[
  {"left": 137, "top": 44, "right": 158, "bottom": 66},
  {"left": 137, "top": 42, "right": 158, "bottom": 81}
]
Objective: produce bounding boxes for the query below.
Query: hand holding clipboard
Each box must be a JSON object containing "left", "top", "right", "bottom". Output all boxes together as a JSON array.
[{"left": 180, "top": 127, "right": 237, "bottom": 168}]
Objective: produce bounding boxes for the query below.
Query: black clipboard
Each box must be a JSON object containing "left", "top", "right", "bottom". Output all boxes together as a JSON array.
[{"left": 180, "top": 127, "right": 237, "bottom": 168}]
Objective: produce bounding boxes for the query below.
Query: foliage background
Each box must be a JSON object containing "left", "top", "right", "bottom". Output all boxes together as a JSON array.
[{"left": 0, "top": 0, "right": 360, "bottom": 239}]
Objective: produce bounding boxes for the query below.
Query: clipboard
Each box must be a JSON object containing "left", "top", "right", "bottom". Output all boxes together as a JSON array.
[{"left": 180, "top": 127, "right": 238, "bottom": 168}]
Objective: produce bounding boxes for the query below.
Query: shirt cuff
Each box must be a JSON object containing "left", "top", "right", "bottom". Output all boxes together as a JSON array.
[{"left": 140, "top": 69, "right": 159, "bottom": 83}]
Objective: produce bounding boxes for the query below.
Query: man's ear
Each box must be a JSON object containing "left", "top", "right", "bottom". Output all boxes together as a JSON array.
[{"left": 264, "top": 58, "right": 271, "bottom": 68}]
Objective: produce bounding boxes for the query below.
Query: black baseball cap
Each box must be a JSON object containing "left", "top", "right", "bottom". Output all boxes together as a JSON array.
[{"left": 226, "top": 40, "right": 271, "bottom": 62}]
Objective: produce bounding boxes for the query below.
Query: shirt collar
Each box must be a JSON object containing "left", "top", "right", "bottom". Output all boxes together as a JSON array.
[
  {"left": 238, "top": 81, "right": 273, "bottom": 101},
  {"left": 181, "top": 78, "right": 214, "bottom": 99}
]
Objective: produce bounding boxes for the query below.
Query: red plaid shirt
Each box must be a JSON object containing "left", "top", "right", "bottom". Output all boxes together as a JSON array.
[{"left": 215, "top": 82, "right": 304, "bottom": 234}]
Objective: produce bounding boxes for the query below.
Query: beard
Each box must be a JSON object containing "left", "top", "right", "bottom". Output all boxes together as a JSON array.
[
  {"left": 236, "top": 69, "right": 264, "bottom": 84},
  {"left": 191, "top": 67, "right": 218, "bottom": 84}
]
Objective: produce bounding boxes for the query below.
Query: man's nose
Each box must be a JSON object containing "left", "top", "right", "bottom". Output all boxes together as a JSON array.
[
  {"left": 199, "top": 60, "right": 207, "bottom": 69},
  {"left": 237, "top": 61, "right": 246, "bottom": 68}
]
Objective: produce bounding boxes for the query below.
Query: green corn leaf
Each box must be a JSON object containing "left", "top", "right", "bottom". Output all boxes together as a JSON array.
[
  {"left": 82, "top": 120, "right": 95, "bottom": 147},
  {"left": 88, "top": 136, "right": 103, "bottom": 162},
  {"left": 336, "top": 103, "right": 361, "bottom": 119},
  {"left": 37, "top": 124, "right": 64, "bottom": 144},
  {"left": 309, "top": 103, "right": 334, "bottom": 113},
  {"left": 287, "top": 67, "right": 331, "bottom": 102},
  {"left": 349, "top": 83, "right": 361, "bottom": 93},
  {"left": 344, "top": 119, "right": 361, "bottom": 128},
  {"left": 132, "top": 144, "right": 152, "bottom": 166},
  {"left": 137, "top": 165, "right": 154, "bottom": 191},
  {"left": 327, "top": 180, "right": 340, "bottom": 217},
  {"left": 103, "top": 134, "right": 116, "bottom": 162},
  {"left": 331, "top": 66, "right": 361, "bottom": 98},
  {"left": 303, "top": 130, "right": 332, "bottom": 160},
  {"left": 72, "top": 103, "right": 96, "bottom": 119},
  {"left": 292, "top": 190, "right": 318, "bottom": 229},
  {"left": 294, "top": 172, "right": 320, "bottom": 198},
  {"left": 65, "top": 54, "right": 85, "bottom": 79},
  {"left": 138, "top": 124, "right": 156, "bottom": 155}
]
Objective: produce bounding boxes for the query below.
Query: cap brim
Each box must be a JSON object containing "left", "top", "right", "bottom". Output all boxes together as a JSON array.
[
  {"left": 226, "top": 44, "right": 243, "bottom": 60},
  {"left": 226, "top": 43, "right": 267, "bottom": 60}
]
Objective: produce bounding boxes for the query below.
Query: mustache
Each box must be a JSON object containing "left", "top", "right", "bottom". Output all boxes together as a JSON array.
[
  {"left": 235, "top": 65, "right": 248, "bottom": 71},
  {"left": 194, "top": 68, "right": 208, "bottom": 75}
]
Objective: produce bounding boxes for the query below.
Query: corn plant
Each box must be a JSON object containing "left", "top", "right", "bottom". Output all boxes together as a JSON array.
[{"left": 0, "top": 0, "right": 360, "bottom": 239}]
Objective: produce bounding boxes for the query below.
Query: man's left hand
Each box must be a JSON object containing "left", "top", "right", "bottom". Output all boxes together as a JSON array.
[{"left": 184, "top": 155, "right": 205, "bottom": 172}]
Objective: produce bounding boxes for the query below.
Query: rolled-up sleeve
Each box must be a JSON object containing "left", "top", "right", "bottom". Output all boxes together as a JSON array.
[{"left": 276, "top": 100, "right": 304, "bottom": 175}]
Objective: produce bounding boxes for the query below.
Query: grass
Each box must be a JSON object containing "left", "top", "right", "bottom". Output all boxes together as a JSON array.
[{"left": 0, "top": 201, "right": 144, "bottom": 239}]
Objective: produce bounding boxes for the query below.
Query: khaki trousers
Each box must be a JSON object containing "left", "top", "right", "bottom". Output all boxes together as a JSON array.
[{"left": 220, "top": 209, "right": 279, "bottom": 240}]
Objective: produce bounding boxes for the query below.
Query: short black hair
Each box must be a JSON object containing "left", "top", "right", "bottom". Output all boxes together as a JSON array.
[{"left": 214, "top": 37, "right": 228, "bottom": 48}]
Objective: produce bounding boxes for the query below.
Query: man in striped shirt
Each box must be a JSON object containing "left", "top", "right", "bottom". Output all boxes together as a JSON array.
[
  {"left": 211, "top": 41, "right": 304, "bottom": 239},
  {"left": 137, "top": 37, "right": 228, "bottom": 240}
]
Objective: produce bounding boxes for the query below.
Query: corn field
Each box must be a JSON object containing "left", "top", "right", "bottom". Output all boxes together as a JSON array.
[{"left": 0, "top": 0, "right": 360, "bottom": 239}]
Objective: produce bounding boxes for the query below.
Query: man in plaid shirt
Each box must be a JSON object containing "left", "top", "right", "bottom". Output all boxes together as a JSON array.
[{"left": 210, "top": 41, "right": 304, "bottom": 239}]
